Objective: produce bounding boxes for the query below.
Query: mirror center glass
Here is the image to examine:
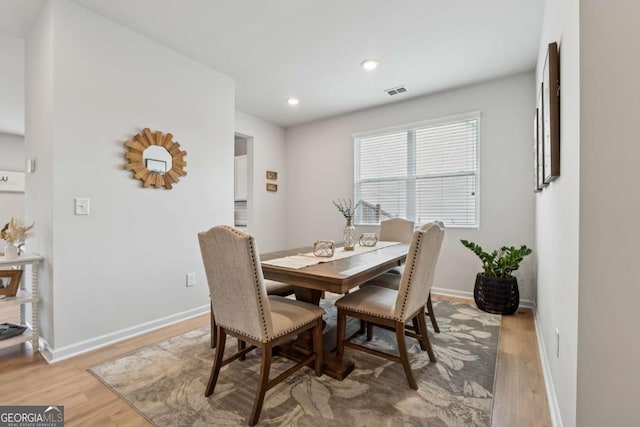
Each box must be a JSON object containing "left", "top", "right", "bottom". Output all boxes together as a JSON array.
[{"left": 143, "top": 145, "right": 172, "bottom": 174}]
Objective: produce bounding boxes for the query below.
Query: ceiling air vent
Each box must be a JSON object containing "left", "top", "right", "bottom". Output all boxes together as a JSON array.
[{"left": 385, "top": 86, "right": 408, "bottom": 96}]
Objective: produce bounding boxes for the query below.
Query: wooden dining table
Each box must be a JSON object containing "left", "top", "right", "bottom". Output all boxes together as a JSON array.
[{"left": 260, "top": 242, "right": 409, "bottom": 380}]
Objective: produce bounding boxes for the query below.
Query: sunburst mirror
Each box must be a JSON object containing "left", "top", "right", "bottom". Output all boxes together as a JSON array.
[{"left": 124, "top": 128, "right": 187, "bottom": 189}]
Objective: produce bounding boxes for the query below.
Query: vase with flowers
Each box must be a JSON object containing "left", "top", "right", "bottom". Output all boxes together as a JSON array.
[
  {"left": 332, "top": 199, "right": 360, "bottom": 251},
  {"left": 1, "top": 218, "right": 35, "bottom": 260}
]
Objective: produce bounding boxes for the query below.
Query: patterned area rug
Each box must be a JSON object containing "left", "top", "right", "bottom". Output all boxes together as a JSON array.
[{"left": 89, "top": 298, "right": 500, "bottom": 426}]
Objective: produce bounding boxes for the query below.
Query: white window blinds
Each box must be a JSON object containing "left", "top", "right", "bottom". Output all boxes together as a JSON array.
[{"left": 354, "top": 112, "right": 479, "bottom": 228}]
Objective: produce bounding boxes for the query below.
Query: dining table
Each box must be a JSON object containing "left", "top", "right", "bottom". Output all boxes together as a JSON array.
[{"left": 260, "top": 241, "right": 409, "bottom": 380}]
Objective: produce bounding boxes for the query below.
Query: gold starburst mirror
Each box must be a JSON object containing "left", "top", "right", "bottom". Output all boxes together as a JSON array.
[{"left": 124, "top": 128, "right": 187, "bottom": 189}]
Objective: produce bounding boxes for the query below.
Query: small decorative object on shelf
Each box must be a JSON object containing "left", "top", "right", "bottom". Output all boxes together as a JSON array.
[
  {"left": 332, "top": 199, "right": 360, "bottom": 251},
  {"left": 461, "top": 240, "right": 532, "bottom": 315},
  {"left": 0, "top": 323, "right": 27, "bottom": 341},
  {"left": 0, "top": 270, "right": 23, "bottom": 297},
  {"left": 0, "top": 253, "right": 43, "bottom": 352},
  {"left": 312, "top": 240, "right": 335, "bottom": 257},
  {"left": 359, "top": 233, "right": 378, "bottom": 247},
  {"left": 1, "top": 217, "right": 35, "bottom": 260}
]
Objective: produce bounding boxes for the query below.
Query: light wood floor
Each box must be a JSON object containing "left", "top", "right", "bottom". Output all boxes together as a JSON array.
[{"left": 0, "top": 295, "right": 551, "bottom": 426}]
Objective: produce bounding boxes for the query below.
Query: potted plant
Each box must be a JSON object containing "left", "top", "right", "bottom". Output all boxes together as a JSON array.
[
  {"left": 1, "top": 218, "right": 35, "bottom": 260},
  {"left": 460, "top": 240, "right": 532, "bottom": 315}
]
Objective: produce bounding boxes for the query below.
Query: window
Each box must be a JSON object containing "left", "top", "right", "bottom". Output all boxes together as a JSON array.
[{"left": 354, "top": 112, "right": 479, "bottom": 228}]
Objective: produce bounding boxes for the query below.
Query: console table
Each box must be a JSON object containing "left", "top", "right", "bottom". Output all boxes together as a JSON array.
[{"left": 0, "top": 253, "right": 43, "bottom": 352}]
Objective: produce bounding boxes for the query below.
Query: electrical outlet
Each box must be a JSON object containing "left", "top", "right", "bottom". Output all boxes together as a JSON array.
[
  {"left": 186, "top": 273, "right": 196, "bottom": 287},
  {"left": 74, "top": 198, "right": 90, "bottom": 215},
  {"left": 555, "top": 328, "right": 560, "bottom": 358}
]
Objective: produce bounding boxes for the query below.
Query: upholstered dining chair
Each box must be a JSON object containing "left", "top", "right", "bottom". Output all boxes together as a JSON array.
[
  {"left": 209, "top": 280, "right": 294, "bottom": 348},
  {"left": 199, "top": 225, "right": 324, "bottom": 426},
  {"left": 361, "top": 218, "right": 441, "bottom": 334},
  {"left": 379, "top": 217, "right": 415, "bottom": 244},
  {"left": 336, "top": 222, "right": 445, "bottom": 389}
]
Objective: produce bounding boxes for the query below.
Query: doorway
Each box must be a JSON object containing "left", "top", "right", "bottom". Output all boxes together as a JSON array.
[{"left": 234, "top": 134, "right": 250, "bottom": 229}]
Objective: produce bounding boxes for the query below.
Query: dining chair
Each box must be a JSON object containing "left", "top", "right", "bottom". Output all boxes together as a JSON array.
[
  {"left": 361, "top": 218, "right": 441, "bottom": 335},
  {"left": 199, "top": 225, "right": 324, "bottom": 426},
  {"left": 209, "top": 280, "right": 294, "bottom": 348},
  {"left": 379, "top": 217, "right": 415, "bottom": 244},
  {"left": 335, "top": 222, "right": 445, "bottom": 389}
]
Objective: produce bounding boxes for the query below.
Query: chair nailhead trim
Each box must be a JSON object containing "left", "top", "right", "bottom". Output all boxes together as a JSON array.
[
  {"left": 271, "top": 315, "right": 323, "bottom": 340},
  {"left": 398, "top": 230, "right": 423, "bottom": 321},
  {"left": 336, "top": 304, "right": 397, "bottom": 320},
  {"left": 247, "top": 237, "right": 271, "bottom": 341},
  {"left": 219, "top": 323, "right": 261, "bottom": 342}
]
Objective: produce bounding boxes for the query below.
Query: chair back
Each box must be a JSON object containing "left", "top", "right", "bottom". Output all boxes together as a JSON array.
[
  {"left": 394, "top": 222, "right": 445, "bottom": 321},
  {"left": 379, "top": 218, "right": 415, "bottom": 243},
  {"left": 198, "top": 225, "right": 273, "bottom": 342}
]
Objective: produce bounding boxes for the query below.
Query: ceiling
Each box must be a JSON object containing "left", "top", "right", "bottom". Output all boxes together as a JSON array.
[{"left": 0, "top": 0, "right": 544, "bottom": 131}]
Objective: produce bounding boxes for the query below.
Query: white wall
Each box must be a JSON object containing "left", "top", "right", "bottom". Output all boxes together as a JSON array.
[
  {"left": 285, "top": 72, "right": 536, "bottom": 301},
  {"left": 235, "top": 110, "right": 287, "bottom": 253},
  {"left": 576, "top": 1, "right": 640, "bottom": 425},
  {"left": 0, "top": 34, "right": 24, "bottom": 135},
  {"left": 0, "top": 132, "right": 25, "bottom": 226},
  {"left": 534, "top": 0, "right": 580, "bottom": 425},
  {"left": 26, "top": 0, "right": 234, "bottom": 359},
  {"left": 25, "top": 0, "right": 55, "bottom": 344}
]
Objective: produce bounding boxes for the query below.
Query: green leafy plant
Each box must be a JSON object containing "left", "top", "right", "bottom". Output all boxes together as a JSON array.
[{"left": 460, "top": 240, "right": 532, "bottom": 279}]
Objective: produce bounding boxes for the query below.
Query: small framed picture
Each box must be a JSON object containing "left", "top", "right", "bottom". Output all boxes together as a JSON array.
[
  {"left": 266, "top": 183, "right": 278, "bottom": 192},
  {"left": 542, "top": 41, "right": 560, "bottom": 183},
  {"left": 266, "top": 170, "right": 278, "bottom": 180},
  {"left": 534, "top": 108, "right": 540, "bottom": 193},
  {"left": 0, "top": 270, "right": 24, "bottom": 296},
  {"left": 0, "top": 170, "right": 25, "bottom": 193},
  {"left": 537, "top": 83, "right": 546, "bottom": 190},
  {"left": 145, "top": 159, "right": 167, "bottom": 174}
]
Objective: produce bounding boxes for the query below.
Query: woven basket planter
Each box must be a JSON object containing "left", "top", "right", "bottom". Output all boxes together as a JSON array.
[{"left": 473, "top": 273, "right": 519, "bottom": 315}]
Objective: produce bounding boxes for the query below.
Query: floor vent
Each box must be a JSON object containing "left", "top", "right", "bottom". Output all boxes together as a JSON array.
[{"left": 385, "top": 86, "right": 408, "bottom": 96}]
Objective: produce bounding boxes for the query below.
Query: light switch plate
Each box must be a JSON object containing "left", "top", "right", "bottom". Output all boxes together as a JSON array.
[
  {"left": 75, "top": 198, "right": 90, "bottom": 215},
  {"left": 186, "top": 273, "right": 196, "bottom": 287}
]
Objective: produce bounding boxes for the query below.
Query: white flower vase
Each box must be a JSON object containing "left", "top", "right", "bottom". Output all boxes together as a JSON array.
[
  {"left": 4, "top": 243, "right": 19, "bottom": 260},
  {"left": 343, "top": 220, "right": 356, "bottom": 251}
]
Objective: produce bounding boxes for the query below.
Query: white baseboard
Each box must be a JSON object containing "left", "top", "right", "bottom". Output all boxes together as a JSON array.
[
  {"left": 40, "top": 304, "right": 209, "bottom": 363},
  {"left": 431, "top": 286, "right": 535, "bottom": 309},
  {"left": 532, "top": 305, "right": 563, "bottom": 427},
  {"left": 431, "top": 286, "right": 474, "bottom": 300}
]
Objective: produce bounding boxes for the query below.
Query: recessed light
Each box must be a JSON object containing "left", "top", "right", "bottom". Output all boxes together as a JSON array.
[
  {"left": 361, "top": 59, "right": 379, "bottom": 71},
  {"left": 287, "top": 98, "right": 299, "bottom": 106}
]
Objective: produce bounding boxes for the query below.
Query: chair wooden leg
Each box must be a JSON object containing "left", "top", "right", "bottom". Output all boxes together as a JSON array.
[
  {"left": 249, "top": 343, "right": 272, "bottom": 426},
  {"left": 427, "top": 292, "right": 440, "bottom": 333},
  {"left": 359, "top": 319, "right": 366, "bottom": 335},
  {"left": 417, "top": 307, "right": 437, "bottom": 362},
  {"left": 313, "top": 319, "right": 323, "bottom": 376},
  {"left": 205, "top": 325, "right": 226, "bottom": 397},
  {"left": 336, "top": 309, "right": 346, "bottom": 357},
  {"left": 395, "top": 321, "right": 418, "bottom": 390},
  {"left": 238, "top": 339, "right": 246, "bottom": 361},
  {"left": 210, "top": 302, "right": 216, "bottom": 348},
  {"left": 366, "top": 323, "right": 374, "bottom": 341},
  {"left": 412, "top": 316, "right": 426, "bottom": 351}
]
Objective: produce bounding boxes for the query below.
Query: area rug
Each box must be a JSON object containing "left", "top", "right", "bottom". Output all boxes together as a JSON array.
[{"left": 89, "top": 298, "right": 500, "bottom": 426}]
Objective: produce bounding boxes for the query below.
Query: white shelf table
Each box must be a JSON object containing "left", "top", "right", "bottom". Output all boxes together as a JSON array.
[{"left": 0, "top": 253, "right": 43, "bottom": 352}]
